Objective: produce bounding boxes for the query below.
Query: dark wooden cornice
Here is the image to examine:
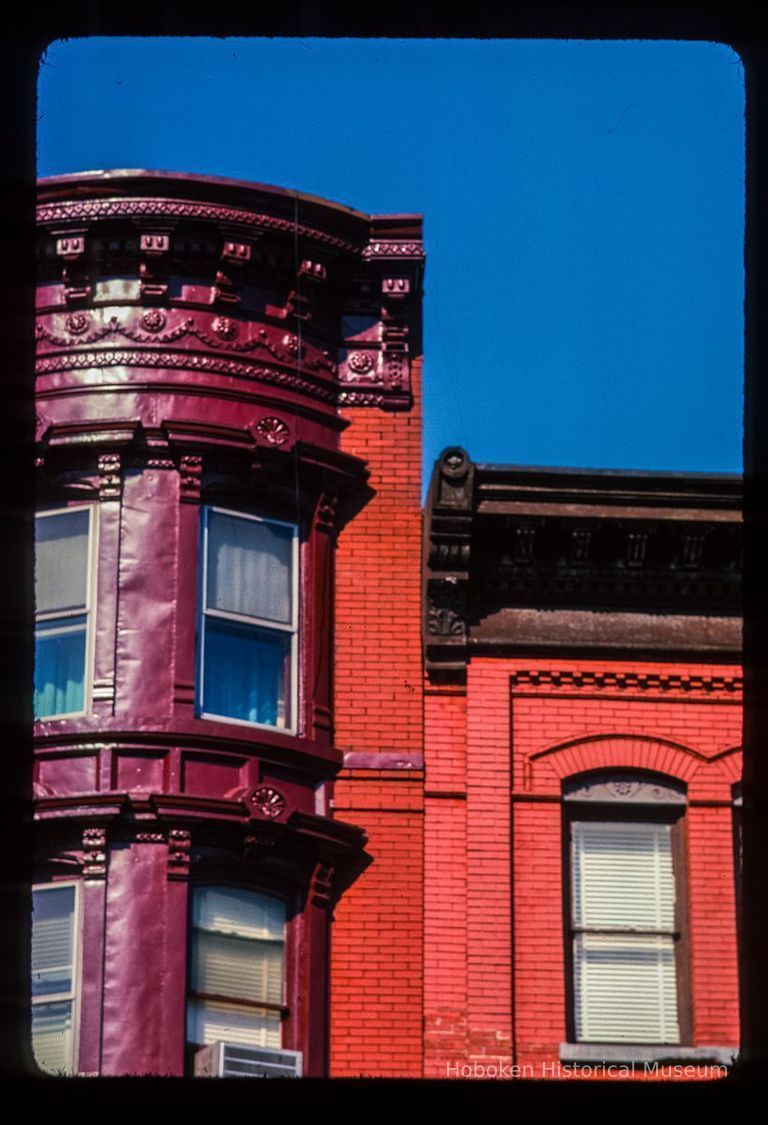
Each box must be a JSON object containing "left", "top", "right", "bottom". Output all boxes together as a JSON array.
[{"left": 425, "top": 450, "right": 743, "bottom": 681}]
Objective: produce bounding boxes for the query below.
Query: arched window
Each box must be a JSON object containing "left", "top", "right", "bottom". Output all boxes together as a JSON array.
[
  {"left": 563, "top": 771, "right": 688, "bottom": 1046},
  {"left": 186, "top": 886, "right": 287, "bottom": 1053}
]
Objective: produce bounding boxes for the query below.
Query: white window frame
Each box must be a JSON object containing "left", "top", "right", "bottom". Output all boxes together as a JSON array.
[
  {"left": 567, "top": 810, "right": 684, "bottom": 1046},
  {"left": 34, "top": 504, "right": 99, "bottom": 721},
  {"left": 186, "top": 884, "right": 289, "bottom": 1053},
  {"left": 197, "top": 505, "right": 300, "bottom": 735},
  {"left": 31, "top": 880, "right": 82, "bottom": 1075}
]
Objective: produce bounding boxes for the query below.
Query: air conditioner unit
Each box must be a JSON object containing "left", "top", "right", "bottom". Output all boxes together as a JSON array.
[{"left": 194, "top": 1041, "right": 303, "bottom": 1078}]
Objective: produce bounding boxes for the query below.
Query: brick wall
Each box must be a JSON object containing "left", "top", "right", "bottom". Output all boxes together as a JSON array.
[
  {"left": 329, "top": 356, "right": 424, "bottom": 1077},
  {"left": 424, "top": 655, "right": 742, "bottom": 1081}
]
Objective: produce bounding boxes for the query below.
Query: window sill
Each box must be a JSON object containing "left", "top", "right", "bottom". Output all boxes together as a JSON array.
[
  {"left": 559, "top": 1043, "right": 738, "bottom": 1066},
  {"left": 198, "top": 711, "right": 296, "bottom": 737}
]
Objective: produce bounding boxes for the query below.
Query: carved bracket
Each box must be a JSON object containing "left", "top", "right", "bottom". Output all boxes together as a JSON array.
[
  {"left": 179, "top": 455, "right": 203, "bottom": 502},
  {"left": 424, "top": 448, "right": 476, "bottom": 681},
  {"left": 316, "top": 491, "right": 339, "bottom": 535},
  {"left": 212, "top": 238, "right": 252, "bottom": 306},
  {"left": 138, "top": 229, "right": 172, "bottom": 302},
  {"left": 427, "top": 576, "right": 468, "bottom": 638},
  {"left": 167, "top": 828, "right": 191, "bottom": 878},
  {"left": 97, "top": 451, "right": 122, "bottom": 502},
  {"left": 82, "top": 826, "right": 108, "bottom": 879},
  {"left": 309, "top": 861, "right": 336, "bottom": 907},
  {"left": 54, "top": 227, "right": 91, "bottom": 304}
]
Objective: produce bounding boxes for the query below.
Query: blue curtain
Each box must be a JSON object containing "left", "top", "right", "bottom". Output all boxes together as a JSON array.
[
  {"left": 34, "top": 619, "right": 86, "bottom": 718},
  {"left": 202, "top": 618, "right": 289, "bottom": 727}
]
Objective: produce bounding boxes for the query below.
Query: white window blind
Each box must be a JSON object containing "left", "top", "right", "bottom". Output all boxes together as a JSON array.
[
  {"left": 571, "top": 820, "right": 680, "bottom": 1044},
  {"left": 32, "top": 883, "right": 79, "bottom": 1074},
  {"left": 187, "top": 887, "right": 286, "bottom": 1050}
]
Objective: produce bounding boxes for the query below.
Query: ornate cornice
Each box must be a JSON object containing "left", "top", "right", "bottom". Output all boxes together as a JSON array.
[
  {"left": 362, "top": 239, "right": 425, "bottom": 260},
  {"left": 509, "top": 668, "right": 742, "bottom": 697},
  {"left": 425, "top": 451, "right": 742, "bottom": 677},
  {"left": 36, "top": 312, "right": 337, "bottom": 374},
  {"left": 37, "top": 195, "right": 363, "bottom": 255},
  {"left": 36, "top": 349, "right": 340, "bottom": 403}
]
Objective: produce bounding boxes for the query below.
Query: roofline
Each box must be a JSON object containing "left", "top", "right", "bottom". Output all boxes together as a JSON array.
[
  {"left": 474, "top": 461, "right": 743, "bottom": 483},
  {"left": 36, "top": 169, "right": 423, "bottom": 231}
]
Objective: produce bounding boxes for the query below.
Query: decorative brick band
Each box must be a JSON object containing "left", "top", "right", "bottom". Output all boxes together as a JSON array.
[{"left": 510, "top": 669, "right": 742, "bottom": 696}]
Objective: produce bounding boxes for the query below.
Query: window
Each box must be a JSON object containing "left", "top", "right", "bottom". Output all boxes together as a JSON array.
[
  {"left": 198, "top": 507, "right": 299, "bottom": 731},
  {"left": 186, "top": 886, "right": 287, "bottom": 1051},
  {"left": 34, "top": 506, "right": 95, "bottom": 719},
  {"left": 565, "top": 773, "right": 687, "bottom": 1046},
  {"left": 31, "top": 882, "right": 80, "bottom": 1074}
]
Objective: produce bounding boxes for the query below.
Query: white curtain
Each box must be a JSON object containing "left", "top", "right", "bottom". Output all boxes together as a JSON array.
[
  {"left": 35, "top": 509, "right": 89, "bottom": 615},
  {"left": 206, "top": 511, "right": 292, "bottom": 624}
]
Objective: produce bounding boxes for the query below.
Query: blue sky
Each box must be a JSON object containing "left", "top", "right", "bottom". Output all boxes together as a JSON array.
[{"left": 37, "top": 37, "right": 745, "bottom": 487}]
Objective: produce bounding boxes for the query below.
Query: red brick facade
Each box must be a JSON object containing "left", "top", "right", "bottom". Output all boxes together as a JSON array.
[
  {"left": 422, "top": 658, "right": 741, "bottom": 1080},
  {"left": 331, "top": 357, "right": 425, "bottom": 1077},
  {"left": 331, "top": 325, "right": 741, "bottom": 1080}
]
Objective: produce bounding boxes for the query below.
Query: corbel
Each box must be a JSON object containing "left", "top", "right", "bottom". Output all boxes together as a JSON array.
[
  {"left": 178, "top": 454, "right": 203, "bottom": 503},
  {"left": 315, "top": 490, "right": 339, "bottom": 536},
  {"left": 82, "top": 825, "right": 108, "bottom": 879},
  {"left": 424, "top": 448, "right": 476, "bottom": 682},
  {"left": 265, "top": 258, "right": 326, "bottom": 323},
  {"left": 680, "top": 526, "right": 708, "bottom": 569},
  {"left": 53, "top": 227, "right": 91, "bottom": 304},
  {"left": 380, "top": 277, "right": 412, "bottom": 392},
  {"left": 298, "top": 258, "right": 327, "bottom": 288},
  {"left": 625, "top": 524, "right": 652, "bottom": 568},
  {"left": 138, "top": 226, "right": 173, "bottom": 301},
  {"left": 167, "top": 828, "right": 192, "bottom": 879},
  {"left": 211, "top": 228, "right": 255, "bottom": 306},
  {"left": 569, "top": 524, "right": 594, "bottom": 565},
  {"left": 97, "top": 450, "right": 122, "bottom": 503},
  {"left": 309, "top": 861, "right": 336, "bottom": 908}
]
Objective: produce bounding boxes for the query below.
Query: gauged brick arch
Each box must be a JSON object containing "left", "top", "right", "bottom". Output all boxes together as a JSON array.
[
  {"left": 526, "top": 733, "right": 704, "bottom": 788},
  {"left": 709, "top": 745, "right": 743, "bottom": 783}
]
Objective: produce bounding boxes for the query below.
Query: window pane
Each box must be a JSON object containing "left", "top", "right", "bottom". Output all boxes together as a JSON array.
[
  {"left": 574, "top": 933, "right": 680, "bottom": 1044},
  {"left": 186, "top": 1000, "right": 281, "bottom": 1049},
  {"left": 206, "top": 511, "right": 293, "bottom": 624},
  {"left": 572, "top": 821, "right": 675, "bottom": 931},
  {"left": 32, "top": 1000, "right": 74, "bottom": 1074},
  {"left": 192, "top": 932, "right": 284, "bottom": 1006},
  {"left": 35, "top": 509, "right": 89, "bottom": 615},
  {"left": 32, "top": 885, "right": 75, "bottom": 997},
  {"left": 188, "top": 888, "right": 286, "bottom": 1051},
  {"left": 34, "top": 617, "right": 86, "bottom": 718},
  {"left": 201, "top": 618, "right": 290, "bottom": 728},
  {"left": 194, "top": 887, "right": 285, "bottom": 940}
]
